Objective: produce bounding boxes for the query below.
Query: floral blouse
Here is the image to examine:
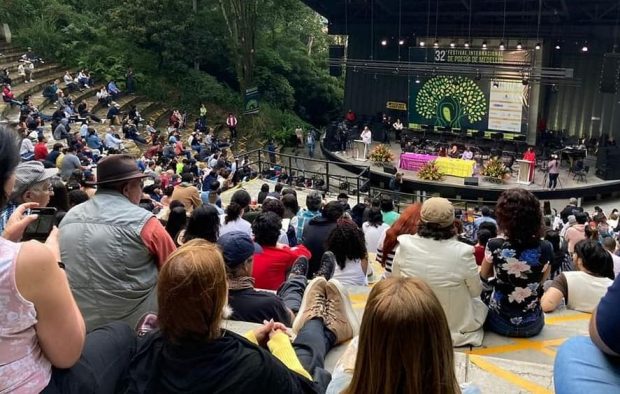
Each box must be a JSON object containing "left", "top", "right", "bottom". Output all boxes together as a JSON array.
[{"left": 486, "top": 238, "right": 553, "bottom": 326}]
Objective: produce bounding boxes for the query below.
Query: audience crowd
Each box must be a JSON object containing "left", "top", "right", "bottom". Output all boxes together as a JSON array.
[{"left": 1, "top": 91, "right": 620, "bottom": 393}]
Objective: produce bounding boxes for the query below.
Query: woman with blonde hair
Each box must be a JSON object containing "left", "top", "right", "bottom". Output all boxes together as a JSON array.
[
  {"left": 327, "top": 277, "right": 477, "bottom": 394},
  {"left": 123, "top": 239, "right": 358, "bottom": 393}
]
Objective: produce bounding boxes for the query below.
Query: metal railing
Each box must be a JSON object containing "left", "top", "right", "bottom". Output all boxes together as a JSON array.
[
  {"left": 368, "top": 186, "right": 499, "bottom": 213},
  {"left": 235, "top": 149, "right": 371, "bottom": 204}
]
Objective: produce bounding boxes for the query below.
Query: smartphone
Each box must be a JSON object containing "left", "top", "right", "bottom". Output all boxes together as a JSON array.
[{"left": 23, "top": 207, "right": 57, "bottom": 242}]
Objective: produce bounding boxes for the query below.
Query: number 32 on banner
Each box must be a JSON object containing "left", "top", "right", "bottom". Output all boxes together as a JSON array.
[{"left": 434, "top": 50, "right": 447, "bottom": 62}]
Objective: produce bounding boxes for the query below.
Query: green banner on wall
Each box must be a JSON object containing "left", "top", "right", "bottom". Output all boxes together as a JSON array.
[{"left": 244, "top": 87, "right": 260, "bottom": 115}]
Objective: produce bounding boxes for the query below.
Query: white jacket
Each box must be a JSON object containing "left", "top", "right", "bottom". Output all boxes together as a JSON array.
[{"left": 393, "top": 234, "right": 488, "bottom": 346}]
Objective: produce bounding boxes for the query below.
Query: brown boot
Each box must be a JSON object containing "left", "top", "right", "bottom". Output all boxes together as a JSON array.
[
  {"left": 292, "top": 277, "right": 327, "bottom": 334},
  {"left": 324, "top": 279, "right": 359, "bottom": 344}
]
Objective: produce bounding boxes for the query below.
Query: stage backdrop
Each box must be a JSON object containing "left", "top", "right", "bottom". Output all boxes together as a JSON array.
[{"left": 408, "top": 48, "right": 532, "bottom": 133}]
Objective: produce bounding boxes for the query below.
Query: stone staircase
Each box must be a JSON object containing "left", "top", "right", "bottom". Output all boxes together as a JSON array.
[{"left": 0, "top": 42, "right": 176, "bottom": 156}]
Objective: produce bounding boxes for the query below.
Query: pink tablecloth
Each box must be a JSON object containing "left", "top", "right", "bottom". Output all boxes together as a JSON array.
[{"left": 399, "top": 153, "right": 438, "bottom": 171}]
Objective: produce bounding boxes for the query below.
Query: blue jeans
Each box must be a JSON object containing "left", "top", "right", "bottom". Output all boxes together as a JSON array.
[
  {"left": 485, "top": 310, "right": 544, "bottom": 338},
  {"left": 555, "top": 336, "right": 620, "bottom": 393}
]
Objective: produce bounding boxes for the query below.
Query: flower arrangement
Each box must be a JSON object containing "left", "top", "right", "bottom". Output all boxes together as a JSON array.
[
  {"left": 418, "top": 160, "right": 444, "bottom": 181},
  {"left": 481, "top": 157, "right": 509, "bottom": 183},
  {"left": 368, "top": 144, "right": 394, "bottom": 165}
]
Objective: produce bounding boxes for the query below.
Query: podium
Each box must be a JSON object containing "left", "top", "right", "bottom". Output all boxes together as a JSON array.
[
  {"left": 354, "top": 140, "right": 368, "bottom": 161},
  {"left": 516, "top": 160, "right": 534, "bottom": 185}
]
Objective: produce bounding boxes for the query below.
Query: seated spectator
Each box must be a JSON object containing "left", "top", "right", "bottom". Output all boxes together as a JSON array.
[
  {"left": 104, "top": 127, "right": 123, "bottom": 152},
  {"left": 261, "top": 198, "right": 291, "bottom": 245},
  {"left": 554, "top": 275, "right": 620, "bottom": 392},
  {"left": 326, "top": 219, "right": 369, "bottom": 286},
  {"left": 282, "top": 193, "right": 300, "bottom": 247},
  {"left": 76, "top": 69, "right": 92, "bottom": 89},
  {"left": 2, "top": 84, "right": 22, "bottom": 106},
  {"left": 376, "top": 203, "right": 422, "bottom": 277},
  {"left": 542, "top": 239, "right": 615, "bottom": 313},
  {"left": 68, "top": 189, "right": 90, "bottom": 209},
  {"left": 46, "top": 143, "right": 64, "bottom": 166},
  {"left": 122, "top": 120, "right": 147, "bottom": 144},
  {"left": 380, "top": 195, "right": 400, "bottom": 226},
  {"left": 85, "top": 129, "right": 103, "bottom": 154},
  {"left": 63, "top": 70, "right": 78, "bottom": 91},
  {"left": 257, "top": 183, "right": 270, "bottom": 204},
  {"left": 170, "top": 173, "right": 201, "bottom": 214},
  {"left": 106, "top": 102, "right": 121, "bottom": 124},
  {"left": 545, "top": 230, "right": 572, "bottom": 277},
  {"left": 393, "top": 197, "right": 487, "bottom": 346},
  {"left": 220, "top": 189, "right": 252, "bottom": 237},
  {"left": 0, "top": 125, "right": 136, "bottom": 394},
  {"left": 107, "top": 79, "right": 121, "bottom": 99},
  {"left": 19, "top": 131, "right": 36, "bottom": 161},
  {"left": 178, "top": 205, "right": 220, "bottom": 244},
  {"left": 565, "top": 212, "right": 589, "bottom": 254},
  {"left": 474, "top": 229, "right": 492, "bottom": 266},
  {"left": 362, "top": 207, "right": 390, "bottom": 253},
  {"left": 164, "top": 204, "right": 186, "bottom": 246},
  {"left": 53, "top": 118, "right": 71, "bottom": 143},
  {"left": 1, "top": 67, "right": 11, "bottom": 85},
  {"left": 220, "top": 230, "right": 334, "bottom": 327},
  {"left": 252, "top": 212, "right": 312, "bottom": 290},
  {"left": 481, "top": 188, "right": 552, "bottom": 338},
  {"left": 602, "top": 237, "right": 620, "bottom": 277},
  {"left": 0, "top": 161, "right": 57, "bottom": 233},
  {"left": 42, "top": 80, "right": 60, "bottom": 103},
  {"left": 60, "top": 145, "right": 87, "bottom": 181},
  {"left": 337, "top": 193, "right": 351, "bottom": 211},
  {"left": 302, "top": 201, "right": 344, "bottom": 278},
  {"left": 122, "top": 240, "right": 357, "bottom": 393},
  {"left": 34, "top": 135, "right": 49, "bottom": 161},
  {"left": 97, "top": 86, "right": 112, "bottom": 106},
  {"left": 326, "top": 277, "right": 478, "bottom": 394}
]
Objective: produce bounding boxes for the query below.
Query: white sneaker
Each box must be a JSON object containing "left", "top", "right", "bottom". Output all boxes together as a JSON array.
[{"left": 84, "top": 84, "right": 90, "bottom": 89}]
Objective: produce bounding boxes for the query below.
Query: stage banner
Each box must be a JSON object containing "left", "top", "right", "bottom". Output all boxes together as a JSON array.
[{"left": 407, "top": 48, "right": 531, "bottom": 133}]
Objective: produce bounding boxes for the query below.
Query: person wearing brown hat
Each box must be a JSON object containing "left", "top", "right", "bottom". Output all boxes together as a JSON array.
[
  {"left": 392, "top": 197, "right": 487, "bottom": 346},
  {"left": 59, "top": 154, "right": 176, "bottom": 331},
  {"left": 0, "top": 161, "right": 57, "bottom": 233}
]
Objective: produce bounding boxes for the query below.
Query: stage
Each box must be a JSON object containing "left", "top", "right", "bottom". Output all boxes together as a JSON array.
[{"left": 321, "top": 142, "right": 620, "bottom": 202}]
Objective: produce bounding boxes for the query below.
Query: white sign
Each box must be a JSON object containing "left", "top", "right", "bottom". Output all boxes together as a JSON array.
[{"left": 488, "top": 81, "right": 526, "bottom": 133}]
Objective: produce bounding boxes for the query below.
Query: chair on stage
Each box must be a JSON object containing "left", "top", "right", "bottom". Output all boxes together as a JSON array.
[{"left": 574, "top": 165, "right": 590, "bottom": 183}]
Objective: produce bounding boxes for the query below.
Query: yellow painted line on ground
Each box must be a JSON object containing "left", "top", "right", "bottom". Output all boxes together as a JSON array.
[
  {"left": 538, "top": 347, "right": 557, "bottom": 357},
  {"left": 348, "top": 294, "right": 368, "bottom": 304},
  {"left": 545, "top": 314, "right": 590, "bottom": 325},
  {"left": 466, "top": 339, "right": 532, "bottom": 356},
  {"left": 469, "top": 354, "right": 553, "bottom": 394}
]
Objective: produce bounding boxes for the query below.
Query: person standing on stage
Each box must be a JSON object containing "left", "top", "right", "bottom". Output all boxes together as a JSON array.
[
  {"left": 361, "top": 126, "right": 372, "bottom": 159},
  {"left": 523, "top": 146, "right": 536, "bottom": 181},
  {"left": 392, "top": 119, "right": 404, "bottom": 142},
  {"left": 548, "top": 154, "right": 560, "bottom": 190}
]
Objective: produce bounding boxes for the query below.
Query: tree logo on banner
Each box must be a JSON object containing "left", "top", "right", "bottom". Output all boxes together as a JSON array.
[{"left": 416, "top": 76, "right": 487, "bottom": 128}]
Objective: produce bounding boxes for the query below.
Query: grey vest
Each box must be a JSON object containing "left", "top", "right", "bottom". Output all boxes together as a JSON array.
[{"left": 59, "top": 190, "right": 157, "bottom": 331}]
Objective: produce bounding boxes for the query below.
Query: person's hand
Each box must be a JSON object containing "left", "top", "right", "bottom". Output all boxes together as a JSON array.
[
  {"left": 2, "top": 202, "right": 39, "bottom": 242},
  {"left": 268, "top": 322, "right": 290, "bottom": 340},
  {"left": 252, "top": 320, "right": 289, "bottom": 347},
  {"left": 44, "top": 227, "right": 61, "bottom": 262}
]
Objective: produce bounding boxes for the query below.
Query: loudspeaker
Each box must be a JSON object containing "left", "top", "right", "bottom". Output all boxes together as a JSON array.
[
  {"left": 383, "top": 165, "right": 397, "bottom": 175},
  {"left": 600, "top": 55, "right": 618, "bottom": 93},
  {"left": 464, "top": 177, "right": 479, "bottom": 186}
]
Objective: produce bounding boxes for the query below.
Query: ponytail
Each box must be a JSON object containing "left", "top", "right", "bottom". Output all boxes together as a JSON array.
[{"left": 225, "top": 202, "right": 243, "bottom": 224}]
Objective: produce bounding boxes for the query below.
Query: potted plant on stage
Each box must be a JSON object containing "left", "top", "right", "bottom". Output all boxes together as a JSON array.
[
  {"left": 418, "top": 160, "right": 444, "bottom": 181},
  {"left": 368, "top": 144, "right": 394, "bottom": 166},
  {"left": 481, "top": 157, "right": 509, "bottom": 184}
]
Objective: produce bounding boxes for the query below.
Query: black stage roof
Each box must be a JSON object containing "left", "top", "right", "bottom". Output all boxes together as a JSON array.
[{"left": 304, "top": 0, "right": 620, "bottom": 38}]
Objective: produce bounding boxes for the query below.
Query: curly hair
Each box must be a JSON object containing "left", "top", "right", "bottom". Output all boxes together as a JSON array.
[
  {"left": 495, "top": 188, "right": 542, "bottom": 246},
  {"left": 326, "top": 218, "right": 367, "bottom": 270},
  {"left": 252, "top": 211, "right": 282, "bottom": 246},
  {"left": 417, "top": 222, "right": 457, "bottom": 240},
  {"left": 381, "top": 203, "right": 422, "bottom": 267}
]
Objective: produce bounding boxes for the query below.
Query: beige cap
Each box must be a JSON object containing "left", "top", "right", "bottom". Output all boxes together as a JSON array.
[{"left": 420, "top": 197, "right": 455, "bottom": 228}]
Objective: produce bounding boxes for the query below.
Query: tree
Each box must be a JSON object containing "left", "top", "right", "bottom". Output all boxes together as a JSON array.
[{"left": 219, "top": 0, "right": 260, "bottom": 92}]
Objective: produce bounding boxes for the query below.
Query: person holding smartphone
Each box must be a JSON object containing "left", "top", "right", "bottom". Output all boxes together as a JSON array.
[
  {"left": 0, "top": 125, "right": 136, "bottom": 393},
  {"left": 0, "top": 161, "right": 57, "bottom": 234}
]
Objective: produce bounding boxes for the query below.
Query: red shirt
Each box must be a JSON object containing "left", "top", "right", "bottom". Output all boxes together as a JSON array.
[
  {"left": 474, "top": 244, "right": 485, "bottom": 266},
  {"left": 252, "top": 244, "right": 311, "bottom": 290},
  {"left": 34, "top": 142, "right": 49, "bottom": 161}
]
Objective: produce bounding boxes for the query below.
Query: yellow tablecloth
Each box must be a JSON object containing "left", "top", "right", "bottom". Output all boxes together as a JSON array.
[{"left": 435, "top": 157, "right": 476, "bottom": 178}]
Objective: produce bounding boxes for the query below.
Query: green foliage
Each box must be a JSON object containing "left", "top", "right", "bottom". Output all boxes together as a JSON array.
[
  {"left": 1, "top": 0, "right": 342, "bottom": 132},
  {"left": 416, "top": 76, "right": 487, "bottom": 128}
]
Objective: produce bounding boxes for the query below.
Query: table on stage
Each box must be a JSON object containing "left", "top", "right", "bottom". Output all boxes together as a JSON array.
[
  {"left": 434, "top": 157, "right": 476, "bottom": 178},
  {"left": 399, "top": 153, "right": 437, "bottom": 171}
]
